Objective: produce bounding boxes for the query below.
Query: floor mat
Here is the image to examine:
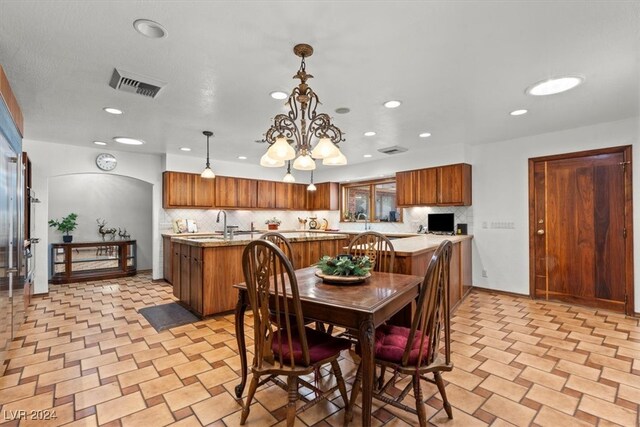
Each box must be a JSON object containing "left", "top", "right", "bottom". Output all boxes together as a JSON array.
[{"left": 139, "top": 302, "right": 199, "bottom": 331}]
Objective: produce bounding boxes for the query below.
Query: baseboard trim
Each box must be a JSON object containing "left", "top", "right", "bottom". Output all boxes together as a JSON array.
[{"left": 471, "top": 286, "right": 531, "bottom": 299}]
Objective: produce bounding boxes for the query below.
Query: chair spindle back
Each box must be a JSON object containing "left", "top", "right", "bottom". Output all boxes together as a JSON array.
[
  {"left": 242, "top": 240, "right": 310, "bottom": 369},
  {"left": 347, "top": 231, "right": 395, "bottom": 273},
  {"left": 402, "top": 240, "right": 452, "bottom": 368}
]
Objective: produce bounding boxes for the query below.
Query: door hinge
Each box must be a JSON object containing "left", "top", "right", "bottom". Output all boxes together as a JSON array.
[{"left": 619, "top": 161, "right": 631, "bottom": 172}]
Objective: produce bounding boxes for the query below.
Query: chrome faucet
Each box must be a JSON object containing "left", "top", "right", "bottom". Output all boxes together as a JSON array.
[
  {"left": 357, "top": 213, "right": 370, "bottom": 231},
  {"left": 216, "top": 210, "right": 228, "bottom": 239}
]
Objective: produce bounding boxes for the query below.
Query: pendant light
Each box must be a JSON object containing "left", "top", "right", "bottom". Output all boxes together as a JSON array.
[
  {"left": 307, "top": 170, "right": 316, "bottom": 191},
  {"left": 283, "top": 161, "right": 295, "bottom": 183},
  {"left": 201, "top": 131, "right": 215, "bottom": 178}
]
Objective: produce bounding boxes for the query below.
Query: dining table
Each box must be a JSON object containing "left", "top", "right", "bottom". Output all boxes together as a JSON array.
[{"left": 233, "top": 266, "right": 424, "bottom": 427}]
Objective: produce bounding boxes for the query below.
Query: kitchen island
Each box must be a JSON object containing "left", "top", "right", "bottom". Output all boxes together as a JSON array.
[{"left": 167, "top": 232, "right": 350, "bottom": 316}]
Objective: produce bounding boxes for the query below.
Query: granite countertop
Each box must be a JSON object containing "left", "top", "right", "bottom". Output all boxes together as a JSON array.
[
  {"left": 380, "top": 234, "right": 473, "bottom": 256},
  {"left": 171, "top": 231, "right": 351, "bottom": 247}
]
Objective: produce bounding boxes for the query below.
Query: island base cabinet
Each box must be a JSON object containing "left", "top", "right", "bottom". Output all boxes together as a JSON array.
[{"left": 392, "top": 239, "right": 472, "bottom": 313}]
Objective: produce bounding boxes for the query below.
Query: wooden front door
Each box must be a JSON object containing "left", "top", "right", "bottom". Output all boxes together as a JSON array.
[{"left": 529, "top": 146, "right": 633, "bottom": 314}]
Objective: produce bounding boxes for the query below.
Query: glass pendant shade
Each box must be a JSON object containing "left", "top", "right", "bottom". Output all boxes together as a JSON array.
[
  {"left": 283, "top": 172, "right": 296, "bottom": 183},
  {"left": 311, "top": 137, "right": 339, "bottom": 159},
  {"left": 307, "top": 182, "right": 316, "bottom": 191},
  {"left": 322, "top": 151, "right": 347, "bottom": 166},
  {"left": 201, "top": 167, "right": 215, "bottom": 178},
  {"left": 260, "top": 152, "right": 285, "bottom": 167},
  {"left": 293, "top": 154, "right": 316, "bottom": 170},
  {"left": 267, "top": 136, "right": 296, "bottom": 161}
]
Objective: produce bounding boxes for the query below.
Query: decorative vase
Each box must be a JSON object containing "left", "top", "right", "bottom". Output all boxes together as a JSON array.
[
  {"left": 63, "top": 235, "right": 73, "bottom": 243},
  {"left": 268, "top": 224, "right": 278, "bottom": 230}
]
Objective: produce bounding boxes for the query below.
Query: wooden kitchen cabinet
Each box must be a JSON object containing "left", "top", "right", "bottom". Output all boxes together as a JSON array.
[
  {"left": 396, "top": 163, "right": 471, "bottom": 207},
  {"left": 416, "top": 167, "right": 438, "bottom": 205},
  {"left": 163, "top": 236, "right": 173, "bottom": 284},
  {"left": 172, "top": 244, "right": 181, "bottom": 299},
  {"left": 292, "top": 184, "right": 308, "bottom": 210},
  {"left": 396, "top": 170, "right": 417, "bottom": 206},
  {"left": 257, "top": 180, "right": 276, "bottom": 208},
  {"left": 274, "top": 182, "right": 293, "bottom": 209},
  {"left": 437, "top": 163, "right": 472, "bottom": 205},
  {"left": 189, "top": 247, "right": 203, "bottom": 315},
  {"left": 307, "top": 182, "right": 339, "bottom": 210},
  {"left": 215, "top": 176, "right": 257, "bottom": 208},
  {"left": 163, "top": 172, "right": 215, "bottom": 209}
]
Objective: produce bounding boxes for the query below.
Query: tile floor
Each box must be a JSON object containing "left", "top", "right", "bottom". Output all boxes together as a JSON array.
[{"left": 0, "top": 273, "right": 638, "bottom": 426}]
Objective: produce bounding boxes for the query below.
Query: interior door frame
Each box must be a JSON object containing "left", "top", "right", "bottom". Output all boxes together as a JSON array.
[{"left": 528, "top": 145, "right": 634, "bottom": 314}]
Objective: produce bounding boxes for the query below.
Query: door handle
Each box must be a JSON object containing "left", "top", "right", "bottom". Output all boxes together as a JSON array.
[{"left": 537, "top": 229, "right": 545, "bottom": 235}]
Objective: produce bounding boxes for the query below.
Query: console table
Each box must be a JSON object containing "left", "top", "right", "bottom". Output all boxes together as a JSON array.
[{"left": 49, "top": 240, "right": 136, "bottom": 284}]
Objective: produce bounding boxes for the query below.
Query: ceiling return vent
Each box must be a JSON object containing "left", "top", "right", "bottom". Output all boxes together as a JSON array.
[
  {"left": 378, "top": 145, "right": 408, "bottom": 155},
  {"left": 109, "top": 68, "right": 166, "bottom": 98}
]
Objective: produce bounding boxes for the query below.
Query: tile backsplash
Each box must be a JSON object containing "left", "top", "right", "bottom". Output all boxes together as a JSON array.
[{"left": 161, "top": 206, "right": 473, "bottom": 235}]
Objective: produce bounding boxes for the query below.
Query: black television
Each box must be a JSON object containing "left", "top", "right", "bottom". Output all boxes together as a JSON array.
[{"left": 427, "top": 213, "right": 455, "bottom": 234}]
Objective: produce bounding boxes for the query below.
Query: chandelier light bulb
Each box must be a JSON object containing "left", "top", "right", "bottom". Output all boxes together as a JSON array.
[
  {"left": 267, "top": 136, "right": 296, "bottom": 161},
  {"left": 311, "top": 137, "right": 339, "bottom": 159},
  {"left": 259, "top": 152, "right": 285, "bottom": 167},
  {"left": 322, "top": 151, "right": 347, "bottom": 166},
  {"left": 293, "top": 154, "right": 316, "bottom": 170}
]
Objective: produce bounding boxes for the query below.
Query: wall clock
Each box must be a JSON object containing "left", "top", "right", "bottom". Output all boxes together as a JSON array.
[{"left": 96, "top": 153, "right": 117, "bottom": 171}]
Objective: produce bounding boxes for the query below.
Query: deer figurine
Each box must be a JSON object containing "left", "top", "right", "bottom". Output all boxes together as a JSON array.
[
  {"left": 118, "top": 228, "right": 131, "bottom": 240},
  {"left": 97, "top": 218, "right": 117, "bottom": 241}
]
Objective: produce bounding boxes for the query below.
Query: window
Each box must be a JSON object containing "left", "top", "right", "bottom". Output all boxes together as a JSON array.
[{"left": 341, "top": 178, "right": 401, "bottom": 223}]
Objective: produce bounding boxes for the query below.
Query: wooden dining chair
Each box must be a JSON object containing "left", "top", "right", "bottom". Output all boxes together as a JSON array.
[
  {"left": 346, "top": 240, "right": 454, "bottom": 425},
  {"left": 240, "top": 239, "right": 352, "bottom": 426},
  {"left": 347, "top": 231, "right": 395, "bottom": 273},
  {"left": 260, "top": 231, "right": 295, "bottom": 267}
]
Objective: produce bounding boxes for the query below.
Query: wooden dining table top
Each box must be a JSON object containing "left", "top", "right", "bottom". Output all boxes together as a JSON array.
[{"left": 234, "top": 266, "right": 424, "bottom": 315}]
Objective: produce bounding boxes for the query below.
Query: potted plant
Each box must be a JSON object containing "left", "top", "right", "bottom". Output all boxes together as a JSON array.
[
  {"left": 265, "top": 217, "right": 281, "bottom": 230},
  {"left": 49, "top": 213, "right": 78, "bottom": 243}
]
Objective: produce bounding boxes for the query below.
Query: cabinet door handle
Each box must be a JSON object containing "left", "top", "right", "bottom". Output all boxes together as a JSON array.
[{"left": 537, "top": 229, "right": 545, "bottom": 235}]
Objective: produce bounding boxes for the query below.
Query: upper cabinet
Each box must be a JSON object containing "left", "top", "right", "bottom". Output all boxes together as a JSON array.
[
  {"left": 215, "top": 176, "right": 257, "bottom": 208},
  {"left": 396, "top": 163, "right": 471, "bottom": 207},
  {"left": 163, "top": 172, "right": 329, "bottom": 210},
  {"left": 307, "top": 182, "right": 339, "bottom": 210},
  {"left": 437, "top": 163, "right": 472, "bottom": 205},
  {"left": 163, "top": 172, "right": 215, "bottom": 209}
]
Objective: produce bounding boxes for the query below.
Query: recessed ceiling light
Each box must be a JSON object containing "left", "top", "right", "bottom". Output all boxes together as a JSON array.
[
  {"left": 363, "top": 154, "right": 373, "bottom": 158},
  {"left": 419, "top": 132, "right": 432, "bottom": 138},
  {"left": 335, "top": 107, "right": 351, "bottom": 114},
  {"left": 238, "top": 156, "right": 247, "bottom": 160},
  {"left": 113, "top": 137, "right": 145, "bottom": 145},
  {"left": 526, "top": 76, "right": 584, "bottom": 96},
  {"left": 103, "top": 107, "right": 123, "bottom": 115},
  {"left": 383, "top": 100, "right": 402, "bottom": 109},
  {"left": 510, "top": 109, "right": 528, "bottom": 116},
  {"left": 270, "top": 91, "right": 288, "bottom": 100},
  {"left": 133, "top": 19, "right": 167, "bottom": 39},
  {"left": 363, "top": 131, "right": 376, "bottom": 137},
  {"left": 93, "top": 141, "right": 107, "bottom": 146},
  {"left": 180, "top": 147, "right": 191, "bottom": 152}
]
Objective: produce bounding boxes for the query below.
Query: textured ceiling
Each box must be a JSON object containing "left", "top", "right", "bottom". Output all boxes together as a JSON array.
[{"left": 0, "top": 1, "right": 638, "bottom": 168}]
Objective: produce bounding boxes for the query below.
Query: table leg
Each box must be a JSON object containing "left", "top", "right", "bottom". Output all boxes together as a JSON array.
[
  {"left": 358, "top": 318, "right": 375, "bottom": 427},
  {"left": 234, "top": 291, "right": 248, "bottom": 398}
]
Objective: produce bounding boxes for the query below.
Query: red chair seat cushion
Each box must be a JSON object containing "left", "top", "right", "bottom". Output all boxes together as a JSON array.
[
  {"left": 272, "top": 327, "right": 351, "bottom": 366},
  {"left": 374, "top": 324, "right": 430, "bottom": 365}
]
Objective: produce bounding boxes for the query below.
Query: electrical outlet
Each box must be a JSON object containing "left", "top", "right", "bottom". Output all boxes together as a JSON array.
[{"left": 482, "top": 269, "right": 488, "bottom": 278}]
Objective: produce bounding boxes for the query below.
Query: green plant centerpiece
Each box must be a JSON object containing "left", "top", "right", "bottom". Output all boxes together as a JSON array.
[
  {"left": 315, "top": 255, "right": 372, "bottom": 277},
  {"left": 49, "top": 213, "right": 78, "bottom": 243}
]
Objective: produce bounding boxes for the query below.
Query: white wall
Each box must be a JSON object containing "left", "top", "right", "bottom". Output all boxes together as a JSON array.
[
  {"left": 48, "top": 174, "right": 153, "bottom": 270},
  {"left": 469, "top": 118, "right": 639, "bottom": 310},
  {"left": 23, "top": 139, "right": 163, "bottom": 294}
]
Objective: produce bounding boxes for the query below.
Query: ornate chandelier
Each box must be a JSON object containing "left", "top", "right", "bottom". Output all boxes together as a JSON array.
[{"left": 261, "top": 43, "right": 346, "bottom": 171}]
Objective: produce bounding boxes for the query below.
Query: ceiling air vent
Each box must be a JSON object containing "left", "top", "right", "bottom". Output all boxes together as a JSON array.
[
  {"left": 109, "top": 68, "right": 166, "bottom": 98},
  {"left": 378, "top": 145, "right": 408, "bottom": 155}
]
